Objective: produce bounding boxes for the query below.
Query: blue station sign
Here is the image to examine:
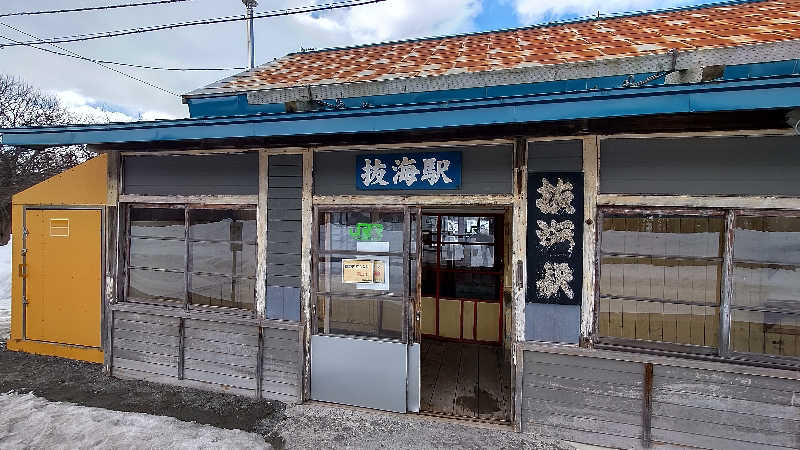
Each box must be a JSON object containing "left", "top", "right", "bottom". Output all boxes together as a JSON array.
[{"left": 356, "top": 151, "right": 462, "bottom": 190}]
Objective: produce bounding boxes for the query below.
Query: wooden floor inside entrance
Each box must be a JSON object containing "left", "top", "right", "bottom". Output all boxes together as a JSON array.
[{"left": 420, "top": 340, "right": 511, "bottom": 422}]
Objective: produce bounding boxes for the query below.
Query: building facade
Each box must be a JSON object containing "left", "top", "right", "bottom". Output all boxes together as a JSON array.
[{"left": 4, "top": 1, "right": 800, "bottom": 448}]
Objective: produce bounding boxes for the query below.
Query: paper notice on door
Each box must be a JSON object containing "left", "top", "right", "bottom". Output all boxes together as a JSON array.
[
  {"left": 373, "top": 260, "right": 385, "bottom": 283},
  {"left": 356, "top": 241, "right": 390, "bottom": 291},
  {"left": 342, "top": 260, "right": 374, "bottom": 283}
]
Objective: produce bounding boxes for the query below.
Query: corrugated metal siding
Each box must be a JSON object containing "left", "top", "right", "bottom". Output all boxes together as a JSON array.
[
  {"left": 522, "top": 349, "right": 800, "bottom": 449},
  {"left": 600, "top": 135, "right": 800, "bottom": 196},
  {"left": 266, "top": 154, "right": 302, "bottom": 321},
  {"left": 122, "top": 153, "right": 258, "bottom": 195},
  {"left": 111, "top": 310, "right": 301, "bottom": 403},
  {"left": 314, "top": 144, "right": 513, "bottom": 195}
]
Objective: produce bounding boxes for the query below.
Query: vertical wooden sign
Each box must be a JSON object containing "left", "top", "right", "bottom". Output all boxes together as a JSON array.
[{"left": 527, "top": 172, "right": 584, "bottom": 305}]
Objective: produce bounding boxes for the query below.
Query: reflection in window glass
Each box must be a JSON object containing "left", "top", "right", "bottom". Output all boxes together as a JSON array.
[
  {"left": 130, "top": 208, "right": 184, "bottom": 238},
  {"left": 189, "top": 242, "right": 257, "bottom": 276},
  {"left": 600, "top": 256, "right": 720, "bottom": 305},
  {"left": 127, "top": 206, "right": 256, "bottom": 311},
  {"left": 327, "top": 297, "right": 403, "bottom": 340},
  {"left": 189, "top": 209, "right": 257, "bottom": 243},
  {"left": 597, "top": 213, "right": 723, "bottom": 350},
  {"left": 189, "top": 274, "right": 255, "bottom": 310},
  {"left": 128, "top": 268, "right": 184, "bottom": 303},
  {"left": 734, "top": 216, "right": 800, "bottom": 264},
  {"left": 601, "top": 215, "right": 723, "bottom": 258},
  {"left": 130, "top": 237, "right": 185, "bottom": 271},
  {"left": 732, "top": 215, "right": 800, "bottom": 359},
  {"left": 597, "top": 298, "right": 719, "bottom": 347},
  {"left": 731, "top": 310, "right": 799, "bottom": 357},
  {"left": 319, "top": 211, "right": 405, "bottom": 253}
]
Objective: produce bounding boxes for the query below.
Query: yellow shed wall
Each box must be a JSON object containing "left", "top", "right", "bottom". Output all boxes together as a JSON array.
[
  {"left": 7, "top": 154, "right": 108, "bottom": 363},
  {"left": 12, "top": 153, "right": 108, "bottom": 206}
]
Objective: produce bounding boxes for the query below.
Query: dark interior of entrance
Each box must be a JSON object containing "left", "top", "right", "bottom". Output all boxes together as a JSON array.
[{"left": 418, "top": 211, "right": 512, "bottom": 422}]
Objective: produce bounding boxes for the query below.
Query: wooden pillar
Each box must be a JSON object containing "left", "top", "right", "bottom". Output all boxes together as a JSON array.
[
  {"left": 300, "top": 148, "right": 314, "bottom": 401},
  {"left": 255, "top": 150, "right": 269, "bottom": 317},
  {"left": 511, "top": 137, "right": 527, "bottom": 432},
  {"left": 580, "top": 136, "right": 599, "bottom": 347},
  {"left": 103, "top": 149, "right": 120, "bottom": 375}
]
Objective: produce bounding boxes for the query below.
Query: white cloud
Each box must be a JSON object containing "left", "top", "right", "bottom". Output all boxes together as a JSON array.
[
  {"left": 54, "top": 90, "right": 176, "bottom": 124},
  {"left": 296, "top": 0, "right": 483, "bottom": 44},
  {"left": 506, "top": 0, "right": 693, "bottom": 25}
]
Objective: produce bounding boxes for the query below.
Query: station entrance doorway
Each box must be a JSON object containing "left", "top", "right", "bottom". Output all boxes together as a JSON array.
[
  {"left": 418, "top": 211, "right": 512, "bottom": 422},
  {"left": 310, "top": 206, "right": 511, "bottom": 421}
]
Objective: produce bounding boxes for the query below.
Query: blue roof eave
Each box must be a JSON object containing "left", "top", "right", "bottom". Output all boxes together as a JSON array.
[{"left": 2, "top": 75, "right": 799, "bottom": 148}]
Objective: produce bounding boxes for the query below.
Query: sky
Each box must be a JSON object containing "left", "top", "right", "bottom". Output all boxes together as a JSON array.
[{"left": 0, "top": 0, "right": 714, "bottom": 121}]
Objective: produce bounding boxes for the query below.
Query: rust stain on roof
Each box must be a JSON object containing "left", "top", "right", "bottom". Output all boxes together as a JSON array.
[{"left": 227, "top": 0, "right": 800, "bottom": 91}]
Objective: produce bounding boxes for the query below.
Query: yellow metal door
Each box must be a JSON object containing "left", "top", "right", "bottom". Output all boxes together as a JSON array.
[{"left": 25, "top": 209, "right": 102, "bottom": 347}]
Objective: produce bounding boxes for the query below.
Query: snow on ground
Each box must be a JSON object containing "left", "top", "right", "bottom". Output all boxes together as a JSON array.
[
  {"left": 0, "top": 239, "right": 10, "bottom": 340},
  {"left": 0, "top": 392, "right": 269, "bottom": 449}
]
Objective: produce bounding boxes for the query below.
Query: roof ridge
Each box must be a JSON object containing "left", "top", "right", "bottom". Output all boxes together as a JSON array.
[{"left": 281, "top": 0, "right": 771, "bottom": 58}]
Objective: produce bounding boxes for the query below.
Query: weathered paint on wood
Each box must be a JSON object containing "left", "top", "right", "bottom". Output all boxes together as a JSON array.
[
  {"left": 522, "top": 347, "right": 800, "bottom": 450},
  {"left": 580, "top": 136, "right": 598, "bottom": 345}
]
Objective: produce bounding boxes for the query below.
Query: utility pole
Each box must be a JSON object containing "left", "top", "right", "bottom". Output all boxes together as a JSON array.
[{"left": 242, "top": 0, "right": 258, "bottom": 70}]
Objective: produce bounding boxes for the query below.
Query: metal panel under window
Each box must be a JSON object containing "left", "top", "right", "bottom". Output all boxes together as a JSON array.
[{"left": 311, "top": 335, "right": 409, "bottom": 412}]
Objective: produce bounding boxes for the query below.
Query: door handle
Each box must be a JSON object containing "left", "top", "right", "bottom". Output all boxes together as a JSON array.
[{"left": 18, "top": 264, "right": 26, "bottom": 278}]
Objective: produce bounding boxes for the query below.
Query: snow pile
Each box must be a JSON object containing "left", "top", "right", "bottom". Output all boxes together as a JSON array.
[
  {"left": 0, "top": 392, "right": 269, "bottom": 449},
  {"left": 0, "top": 238, "right": 10, "bottom": 340}
]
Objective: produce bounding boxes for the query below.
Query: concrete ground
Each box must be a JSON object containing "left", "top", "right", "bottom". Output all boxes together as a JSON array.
[{"left": 0, "top": 341, "right": 576, "bottom": 449}]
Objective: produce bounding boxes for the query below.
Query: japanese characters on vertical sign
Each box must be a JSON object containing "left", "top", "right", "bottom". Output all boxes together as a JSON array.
[
  {"left": 528, "top": 172, "right": 583, "bottom": 305},
  {"left": 356, "top": 151, "right": 462, "bottom": 190}
]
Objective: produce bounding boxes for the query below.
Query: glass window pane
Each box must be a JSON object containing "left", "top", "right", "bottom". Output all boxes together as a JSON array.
[
  {"left": 130, "top": 237, "right": 185, "bottom": 271},
  {"left": 319, "top": 211, "right": 405, "bottom": 253},
  {"left": 189, "top": 209, "right": 257, "bottom": 243},
  {"left": 439, "top": 244, "right": 496, "bottom": 269},
  {"left": 327, "top": 297, "right": 403, "bottom": 340},
  {"left": 599, "top": 256, "right": 720, "bottom": 306},
  {"left": 128, "top": 268, "right": 184, "bottom": 303},
  {"left": 190, "top": 242, "right": 256, "bottom": 276},
  {"left": 731, "top": 310, "right": 799, "bottom": 357},
  {"left": 734, "top": 215, "right": 800, "bottom": 264},
  {"left": 440, "top": 216, "right": 496, "bottom": 244},
  {"left": 438, "top": 272, "right": 501, "bottom": 301},
  {"left": 601, "top": 215, "right": 723, "bottom": 258},
  {"left": 130, "top": 207, "right": 185, "bottom": 238},
  {"left": 597, "top": 297, "right": 719, "bottom": 347},
  {"left": 732, "top": 264, "right": 800, "bottom": 311},
  {"left": 189, "top": 274, "right": 255, "bottom": 310}
]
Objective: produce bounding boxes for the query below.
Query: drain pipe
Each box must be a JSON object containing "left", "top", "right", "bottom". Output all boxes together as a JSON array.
[{"left": 243, "top": 0, "right": 258, "bottom": 70}]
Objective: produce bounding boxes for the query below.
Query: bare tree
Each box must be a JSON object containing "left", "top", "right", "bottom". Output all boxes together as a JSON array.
[{"left": 0, "top": 74, "right": 96, "bottom": 245}]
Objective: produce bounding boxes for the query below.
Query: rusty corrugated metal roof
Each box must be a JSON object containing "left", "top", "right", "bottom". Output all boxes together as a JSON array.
[{"left": 216, "top": 0, "right": 800, "bottom": 93}]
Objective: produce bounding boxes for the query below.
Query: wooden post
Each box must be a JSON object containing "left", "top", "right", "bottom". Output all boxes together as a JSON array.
[
  {"left": 300, "top": 148, "right": 314, "bottom": 401},
  {"left": 580, "top": 136, "right": 599, "bottom": 347},
  {"left": 103, "top": 149, "right": 120, "bottom": 376},
  {"left": 642, "top": 362, "right": 654, "bottom": 448},
  {"left": 511, "top": 137, "right": 527, "bottom": 432},
  {"left": 256, "top": 150, "right": 269, "bottom": 317},
  {"left": 719, "top": 210, "right": 735, "bottom": 357}
]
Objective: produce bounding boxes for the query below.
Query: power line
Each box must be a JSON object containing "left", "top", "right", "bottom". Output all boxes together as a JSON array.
[
  {"left": 0, "top": 24, "right": 178, "bottom": 96},
  {"left": 0, "top": 0, "right": 191, "bottom": 19},
  {"left": 0, "top": 0, "right": 387, "bottom": 48},
  {"left": 2, "top": 23, "right": 246, "bottom": 71}
]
